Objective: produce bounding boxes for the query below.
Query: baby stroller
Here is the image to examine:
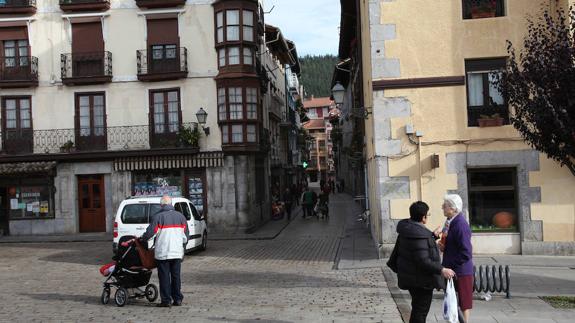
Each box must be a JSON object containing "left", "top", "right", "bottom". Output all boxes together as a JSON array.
[{"left": 101, "top": 236, "right": 158, "bottom": 307}]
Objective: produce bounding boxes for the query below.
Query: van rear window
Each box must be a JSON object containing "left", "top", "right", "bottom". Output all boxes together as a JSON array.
[{"left": 121, "top": 204, "right": 148, "bottom": 224}]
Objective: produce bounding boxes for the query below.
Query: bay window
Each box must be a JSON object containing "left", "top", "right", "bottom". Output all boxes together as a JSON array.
[
  {"left": 217, "top": 84, "right": 260, "bottom": 146},
  {"left": 215, "top": 8, "right": 256, "bottom": 44}
]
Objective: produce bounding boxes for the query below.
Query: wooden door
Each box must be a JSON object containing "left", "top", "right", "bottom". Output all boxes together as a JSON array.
[{"left": 78, "top": 175, "right": 106, "bottom": 233}]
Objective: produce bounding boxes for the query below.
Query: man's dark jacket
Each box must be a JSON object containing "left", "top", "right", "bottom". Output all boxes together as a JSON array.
[{"left": 387, "top": 219, "right": 445, "bottom": 290}]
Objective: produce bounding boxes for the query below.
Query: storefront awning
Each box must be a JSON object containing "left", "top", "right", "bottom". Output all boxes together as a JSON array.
[
  {"left": 114, "top": 152, "right": 224, "bottom": 171},
  {"left": 0, "top": 161, "right": 57, "bottom": 175}
]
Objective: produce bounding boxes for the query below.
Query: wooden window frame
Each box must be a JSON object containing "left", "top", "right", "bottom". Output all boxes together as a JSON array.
[
  {"left": 148, "top": 88, "right": 182, "bottom": 134},
  {"left": 465, "top": 58, "right": 509, "bottom": 127},
  {"left": 214, "top": 7, "right": 256, "bottom": 45},
  {"left": 74, "top": 92, "right": 106, "bottom": 137},
  {"left": 1, "top": 96, "right": 32, "bottom": 132},
  {"left": 462, "top": 0, "right": 506, "bottom": 20}
]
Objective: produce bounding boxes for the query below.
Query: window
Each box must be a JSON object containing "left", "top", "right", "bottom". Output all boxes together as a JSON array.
[
  {"left": 246, "top": 87, "right": 257, "bottom": 119},
  {"left": 132, "top": 171, "right": 183, "bottom": 197},
  {"left": 221, "top": 125, "right": 229, "bottom": 143},
  {"left": 216, "top": 11, "right": 224, "bottom": 43},
  {"left": 216, "top": 9, "right": 256, "bottom": 43},
  {"left": 243, "top": 10, "right": 254, "bottom": 42},
  {"left": 231, "top": 124, "right": 243, "bottom": 143},
  {"left": 7, "top": 183, "right": 54, "bottom": 219},
  {"left": 247, "top": 124, "right": 256, "bottom": 142},
  {"left": 218, "top": 48, "right": 225, "bottom": 67},
  {"left": 243, "top": 47, "right": 253, "bottom": 65},
  {"left": 76, "top": 93, "right": 105, "bottom": 137},
  {"left": 3, "top": 40, "right": 29, "bottom": 67},
  {"left": 151, "top": 89, "right": 180, "bottom": 134},
  {"left": 318, "top": 140, "right": 326, "bottom": 150},
  {"left": 218, "top": 88, "right": 227, "bottom": 121},
  {"left": 228, "top": 46, "right": 240, "bottom": 65},
  {"left": 175, "top": 202, "right": 192, "bottom": 221},
  {"left": 307, "top": 109, "right": 317, "bottom": 119},
  {"left": 3, "top": 97, "right": 31, "bottom": 130},
  {"left": 229, "top": 87, "right": 243, "bottom": 119},
  {"left": 226, "top": 10, "right": 240, "bottom": 41},
  {"left": 468, "top": 168, "right": 518, "bottom": 232},
  {"left": 463, "top": 0, "right": 505, "bottom": 20},
  {"left": 152, "top": 44, "right": 176, "bottom": 60},
  {"left": 465, "top": 58, "right": 508, "bottom": 127}
]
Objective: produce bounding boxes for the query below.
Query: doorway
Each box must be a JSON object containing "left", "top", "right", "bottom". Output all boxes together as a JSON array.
[
  {"left": 0, "top": 187, "right": 8, "bottom": 236},
  {"left": 78, "top": 175, "right": 106, "bottom": 232}
]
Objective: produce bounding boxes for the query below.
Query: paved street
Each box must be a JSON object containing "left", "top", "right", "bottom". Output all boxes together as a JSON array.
[{"left": 0, "top": 194, "right": 402, "bottom": 323}]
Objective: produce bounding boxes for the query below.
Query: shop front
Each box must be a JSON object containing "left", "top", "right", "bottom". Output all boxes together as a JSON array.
[{"left": 0, "top": 162, "right": 57, "bottom": 236}]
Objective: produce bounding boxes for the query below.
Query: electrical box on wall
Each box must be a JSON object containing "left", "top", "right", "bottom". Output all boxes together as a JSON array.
[
  {"left": 431, "top": 154, "right": 440, "bottom": 169},
  {"left": 405, "top": 124, "right": 414, "bottom": 135}
]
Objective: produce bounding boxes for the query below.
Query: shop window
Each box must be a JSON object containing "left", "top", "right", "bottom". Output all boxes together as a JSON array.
[
  {"left": 132, "top": 171, "right": 183, "bottom": 197},
  {"left": 468, "top": 168, "right": 518, "bottom": 232},
  {"left": 186, "top": 173, "right": 205, "bottom": 215},
  {"left": 465, "top": 58, "right": 508, "bottom": 127},
  {"left": 463, "top": 0, "right": 505, "bottom": 20},
  {"left": 6, "top": 179, "right": 54, "bottom": 220}
]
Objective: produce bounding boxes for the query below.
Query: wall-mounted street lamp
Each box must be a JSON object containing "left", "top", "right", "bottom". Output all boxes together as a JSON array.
[
  {"left": 196, "top": 107, "right": 210, "bottom": 136},
  {"left": 331, "top": 82, "right": 345, "bottom": 105}
]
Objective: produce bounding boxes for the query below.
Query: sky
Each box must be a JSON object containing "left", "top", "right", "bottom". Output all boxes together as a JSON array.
[{"left": 264, "top": 0, "right": 340, "bottom": 57}]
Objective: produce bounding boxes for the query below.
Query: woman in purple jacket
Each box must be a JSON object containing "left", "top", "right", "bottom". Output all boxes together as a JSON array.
[{"left": 437, "top": 194, "right": 473, "bottom": 322}]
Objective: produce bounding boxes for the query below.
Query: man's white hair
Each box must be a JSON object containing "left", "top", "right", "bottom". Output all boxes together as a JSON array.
[
  {"left": 160, "top": 195, "right": 172, "bottom": 206},
  {"left": 444, "top": 194, "right": 463, "bottom": 213}
]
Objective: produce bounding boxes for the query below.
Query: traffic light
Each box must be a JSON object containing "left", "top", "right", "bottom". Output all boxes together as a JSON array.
[{"left": 302, "top": 161, "right": 308, "bottom": 169}]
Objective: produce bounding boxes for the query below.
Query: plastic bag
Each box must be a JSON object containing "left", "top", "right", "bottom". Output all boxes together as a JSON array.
[{"left": 443, "top": 278, "right": 458, "bottom": 323}]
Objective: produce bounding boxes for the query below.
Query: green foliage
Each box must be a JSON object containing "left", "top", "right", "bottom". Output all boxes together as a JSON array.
[
  {"left": 299, "top": 54, "right": 339, "bottom": 98},
  {"left": 177, "top": 125, "right": 201, "bottom": 147}
]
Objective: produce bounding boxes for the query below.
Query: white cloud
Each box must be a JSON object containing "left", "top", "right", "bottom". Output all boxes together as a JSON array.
[{"left": 264, "top": 0, "right": 340, "bottom": 56}]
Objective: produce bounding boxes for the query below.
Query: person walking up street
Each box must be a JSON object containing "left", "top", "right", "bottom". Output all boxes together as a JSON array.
[
  {"left": 436, "top": 194, "right": 474, "bottom": 322},
  {"left": 141, "top": 195, "right": 189, "bottom": 307},
  {"left": 300, "top": 187, "right": 314, "bottom": 218},
  {"left": 387, "top": 201, "right": 456, "bottom": 323},
  {"left": 282, "top": 187, "right": 293, "bottom": 221}
]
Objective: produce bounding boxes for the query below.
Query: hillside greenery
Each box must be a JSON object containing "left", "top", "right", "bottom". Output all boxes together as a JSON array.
[{"left": 299, "top": 54, "right": 339, "bottom": 98}]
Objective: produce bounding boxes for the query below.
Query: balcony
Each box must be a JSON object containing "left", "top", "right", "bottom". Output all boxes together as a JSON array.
[
  {"left": 61, "top": 51, "right": 112, "bottom": 85},
  {"left": 59, "top": 0, "right": 110, "bottom": 12},
  {"left": 0, "top": 56, "right": 38, "bottom": 88},
  {"left": 0, "top": 122, "right": 199, "bottom": 161},
  {"left": 137, "top": 47, "right": 188, "bottom": 82},
  {"left": 135, "top": 0, "right": 186, "bottom": 9},
  {"left": 0, "top": 0, "right": 36, "bottom": 14}
]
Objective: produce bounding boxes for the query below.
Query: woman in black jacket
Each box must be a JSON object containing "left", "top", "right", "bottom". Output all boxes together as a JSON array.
[{"left": 387, "top": 201, "right": 456, "bottom": 323}]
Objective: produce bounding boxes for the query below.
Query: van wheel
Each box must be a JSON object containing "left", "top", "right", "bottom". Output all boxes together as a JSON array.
[{"left": 199, "top": 231, "right": 207, "bottom": 251}]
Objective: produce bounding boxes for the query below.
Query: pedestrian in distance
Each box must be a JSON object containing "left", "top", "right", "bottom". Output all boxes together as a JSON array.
[
  {"left": 387, "top": 201, "right": 456, "bottom": 323},
  {"left": 140, "top": 195, "right": 189, "bottom": 308},
  {"left": 436, "top": 194, "right": 474, "bottom": 322},
  {"left": 318, "top": 189, "right": 329, "bottom": 219},
  {"left": 282, "top": 187, "right": 293, "bottom": 221},
  {"left": 300, "top": 187, "right": 315, "bottom": 218}
]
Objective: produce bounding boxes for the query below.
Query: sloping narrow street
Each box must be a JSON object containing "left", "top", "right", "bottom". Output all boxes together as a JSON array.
[{"left": 0, "top": 193, "right": 403, "bottom": 322}]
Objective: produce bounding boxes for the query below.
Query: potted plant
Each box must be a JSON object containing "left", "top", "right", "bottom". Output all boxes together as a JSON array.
[
  {"left": 478, "top": 113, "right": 505, "bottom": 127},
  {"left": 470, "top": 0, "right": 497, "bottom": 19},
  {"left": 177, "top": 125, "right": 201, "bottom": 147},
  {"left": 59, "top": 140, "right": 75, "bottom": 153}
]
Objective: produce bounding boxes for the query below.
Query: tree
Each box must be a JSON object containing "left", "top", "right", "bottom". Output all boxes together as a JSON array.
[
  {"left": 499, "top": 7, "right": 575, "bottom": 175},
  {"left": 299, "top": 54, "right": 339, "bottom": 98}
]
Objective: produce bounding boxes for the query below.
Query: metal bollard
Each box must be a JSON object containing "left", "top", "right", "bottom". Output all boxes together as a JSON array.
[{"left": 473, "top": 265, "right": 511, "bottom": 299}]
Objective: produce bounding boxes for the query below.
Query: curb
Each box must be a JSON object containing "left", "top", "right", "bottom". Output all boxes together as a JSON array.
[{"left": 381, "top": 266, "right": 411, "bottom": 323}]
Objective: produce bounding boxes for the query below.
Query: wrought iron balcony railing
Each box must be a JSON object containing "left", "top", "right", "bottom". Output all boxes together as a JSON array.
[
  {"left": 137, "top": 47, "right": 188, "bottom": 81},
  {"left": 0, "top": 122, "right": 198, "bottom": 156},
  {"left": 61, "top": 51, "right": 112, "bottom": 84},
  {"left": 0, "top": 56, "right": 38, "bottom": 87}
]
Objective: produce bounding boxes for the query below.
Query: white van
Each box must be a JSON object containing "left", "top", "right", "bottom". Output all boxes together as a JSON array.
[{"left": 112, "top": 196, "right": 207, "bottom": 254}]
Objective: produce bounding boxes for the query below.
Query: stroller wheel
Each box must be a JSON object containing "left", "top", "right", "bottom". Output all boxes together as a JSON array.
[
  {"left": 145, "top": 284, "right": 158, "bottom": 302},
  {"left": 114, "top": 287, "right": 128, "bottom": 307},
  {"left": 101, "top": 288, "right": 110, "bottom": 305}
]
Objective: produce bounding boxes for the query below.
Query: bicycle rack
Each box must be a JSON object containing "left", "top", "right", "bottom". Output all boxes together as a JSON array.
[{"left": 473, "top": 265, "right": 511, "bottom": 299}]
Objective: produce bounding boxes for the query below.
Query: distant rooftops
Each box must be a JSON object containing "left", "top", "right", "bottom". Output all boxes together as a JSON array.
[{"left": 303, "top": 96, "right": 333, "bottom": 109}]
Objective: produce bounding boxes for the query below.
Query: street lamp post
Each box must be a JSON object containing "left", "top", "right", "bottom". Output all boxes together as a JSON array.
[
  {"left": 331, "top": 82, "right": 345, "bottom": 105},
  {"left": 196, "top": 107, "right": 210, "bottom": 135}
]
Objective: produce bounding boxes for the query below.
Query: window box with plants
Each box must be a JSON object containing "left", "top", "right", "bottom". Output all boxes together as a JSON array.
[{"left": 59, "top": 140, "right": 75, "bottom": 153}]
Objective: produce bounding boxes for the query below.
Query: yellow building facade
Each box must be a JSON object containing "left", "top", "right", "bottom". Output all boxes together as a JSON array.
[{"left": 354, "top": 0, "right": 575, "bottom": 255}]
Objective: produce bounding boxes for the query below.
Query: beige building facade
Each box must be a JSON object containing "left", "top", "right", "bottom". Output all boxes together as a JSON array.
[
  {"left": 336, "top": 0, "right": 575, "bottom": 255},
  {"left": 0, "top": 0, "right": 300, "bottom": 237}
]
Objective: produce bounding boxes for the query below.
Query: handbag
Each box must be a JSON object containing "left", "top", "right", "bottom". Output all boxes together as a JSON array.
[
  {"left": 134, "top": 239, "right": 156, "bottom": 270},
  {"left": 443, "top": 278, "right": 459, "bottom": 323},
  {"left": 386, "top": 236, "right": 400, "bottom": 273}
]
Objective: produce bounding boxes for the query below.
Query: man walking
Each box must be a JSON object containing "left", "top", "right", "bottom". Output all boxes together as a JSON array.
[
  {"left": 300, "top": 187, "right": 315, "bottom": 218},
  {"left": 141, "top": 195, "right": 189, "bottom": 307}
]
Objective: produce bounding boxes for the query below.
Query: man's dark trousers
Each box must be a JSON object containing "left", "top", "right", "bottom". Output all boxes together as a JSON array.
[
  {"left": 157, "top": 259, "right": 183, "bottom": 304},
  {"left": 408, "top": 288, "right": 433, "bottom": 323}
]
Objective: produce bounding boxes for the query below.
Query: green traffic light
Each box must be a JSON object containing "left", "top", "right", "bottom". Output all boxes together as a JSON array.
[{"left": 302, "top": 161, "right": 308, "bottom": 169}]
